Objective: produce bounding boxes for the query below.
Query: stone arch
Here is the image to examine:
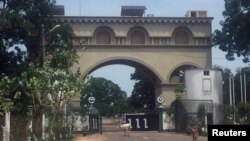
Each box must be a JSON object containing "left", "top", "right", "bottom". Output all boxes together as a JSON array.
[
  {"left": 93, "top": 26, "right": 115, "bottom": 44},
  {"left": 127, "top": 26, "right": 149, "bottom": 44},
  {"left": 172, "top": 26, "right": 193, "bottom": 45},
  {"left": 167, "top": 62, "right": 201, "bottom": 83},
  {"left": 82, "top": 56, "right": 163, "bottom": 83}
]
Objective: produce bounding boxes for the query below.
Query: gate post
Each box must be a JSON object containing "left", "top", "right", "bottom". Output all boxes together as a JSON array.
[
  {"left": 4, "top": 111, "right": 10, "bottom": 141},
  {"left": 99, "top": 115, "right": 102, "bottom": 134},
  {"left": 158, "top": 108, "right": 163, "bottom": 132}
]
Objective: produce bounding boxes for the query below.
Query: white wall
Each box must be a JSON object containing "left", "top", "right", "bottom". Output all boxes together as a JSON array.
[{"left": 184, "top": 69, "right": 223, "bottom": 124}]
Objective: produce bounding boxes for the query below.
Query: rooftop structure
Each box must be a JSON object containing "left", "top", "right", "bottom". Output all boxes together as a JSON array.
[
  {"left": 121, "top": 6, "right": 146, "bottom": 17},
  {"left": 52, "top": 5, "right": 65, "bottom": 15}
]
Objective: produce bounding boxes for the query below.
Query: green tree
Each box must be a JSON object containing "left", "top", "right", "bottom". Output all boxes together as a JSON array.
[
  {"left": 174, "top": 84, "right": 185, "bottom": 98},
  {"left": 213, "top": 0, "right": 250, "bottom": 63},
  {"left": 233, "top": 67, "right": 250, "bottom": 104},
  {"left": 214, "top": 65, "right": 250, "bottom": 104},
  {"left": 0, "top": 0, "right": 55, "bottom": 65},
  {"left": 0, "top": 1, "right": 84, "bottom": 140},
  {"left": 197, "top": 104, "right": 206, "bottom": 128},
  {"left": 223, "top": 103, "right": 250, "bottom": 124},
  {"left": 10, "top": 36, "right": 83, "bottom": 141},
  {"left": 170, "top": 99, "right": 188, "bottom": 132},
  {"left": 236, "top": 103, "right": 250, "bottom": 124},
  {"left": 80, "top": 77, "right": 128, "bottom": 116},
  {"left": 1, "top": 1, "right": 55, "bottom": 139},
  {"left": 129, "top": 69, "right": 155, "bottom": 111},
  {"left": 0, "top": 76, "right": 15, "bottom": 114},
  {"left": 0, "top": 0, "right": 55, "bottom": 108}
]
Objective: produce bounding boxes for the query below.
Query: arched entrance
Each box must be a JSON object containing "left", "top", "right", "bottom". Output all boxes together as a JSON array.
[
  {"left": 60, "top": 10, "right": 213, "bottom": 132},
  {"left": 85, "top": 57, "right": 162, "bottom": 84},
  {"left": 77, "top": 59, "right": 163, "bottom": 132},
  {"left": 77, "top": 57, "right": 163, "bottom": 110}
]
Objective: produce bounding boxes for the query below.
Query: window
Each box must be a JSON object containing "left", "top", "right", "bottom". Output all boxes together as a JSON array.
[
  {"left": 203, "top": 78, "right": 211, "bottom": 93},
  {"left": 130, "top": 30, "right": 145, "bottom": 44},
  {"left": 204, "top": 70, "right": 210, "bottom": 76},
  {"left": 191, "top": 11, "right": 197, "bottom": 17},
  {"left": 175, "top": 30, "right": 189, "bottom": 44},
  {"left": 96, "top": 29, "right": 111, "bottom": 44},
  {"left": 173, "top": 27, "right": 193, "bottom": 45}
]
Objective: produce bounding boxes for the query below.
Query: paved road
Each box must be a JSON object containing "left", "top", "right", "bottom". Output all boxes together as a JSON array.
[{"left": 74, "top": 131, "right": 208, "bottom": 141}]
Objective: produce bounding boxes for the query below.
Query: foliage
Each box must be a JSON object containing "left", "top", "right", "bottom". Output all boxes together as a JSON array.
[
  {"left": 0, "top": 0, "right": 56, "bottom": 62},
  {"left": 129, "top": 69, "right": 155, "bottom": 112},
  {"left": 223, "top": 103, "right": 250, "bottom": 124},
  {"left": 39, "top": 38, "right": 83, "bottom": 141},
  {"left": 47, "top": 26, "right": 75, "bottom": 70},
  {"left": 174, "top": 84, "right": 185, "bottom": 94},
  {"left": 174, "top": 84, "right": 185, "bottom": 98},
  {"left": 213, "top": 0, "right": 250, "bottom": 63},
  {"left": 0, "top": 1, "right": 83, "bottom": 140},
  {"left": 213, "top": 65, "right": 250, "bottom": 105},
  {"left": 0, "top": 36, "right": 83, "bottom": 140},
  {"left": 237, "top": 103, "right": 250, "bottom": 124},
  {"left": 197, "top": 104, "right": 206, "bottom": 128},
  {"left": 80, "top": 77, "right": 128, "bottom": 117},
  {"left": 0, "top": 76, "right": 14, "bottom": 114},
  {"left": 170, "top": 99, "right": 188, "bottom": 132},
  {"left": 223, "top": 104, "right": 237, "bottom": 124}
]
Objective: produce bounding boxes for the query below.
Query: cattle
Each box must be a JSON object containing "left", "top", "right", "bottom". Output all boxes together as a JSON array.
[{"left": 119, "top": 123, "right": 131, "bottom": 136}]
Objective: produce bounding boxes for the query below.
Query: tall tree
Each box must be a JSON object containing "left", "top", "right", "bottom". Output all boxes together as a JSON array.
[
  {"left": 0, "top": 0, "right": 55, "bottom": 102},
  {"left": 80, "top": 77, "right": 128, "bottom": 116},
  {"left": 213, "top": 0, "right": 250, "bottom": 63},
  {"left": 213, "top": 65, "right": 250, "bottom": 104},
  {"left": 0, "top": 1, "right": 83, "bottom": 140},
  {"left": 0, "top": 0, "right": 55, "bottom": 65},
  {"left": 0, "top": 0, "right": 76, "bottom": 113},
  {"left": 129, "top": 69, "right": 155, "bottom": 111}
]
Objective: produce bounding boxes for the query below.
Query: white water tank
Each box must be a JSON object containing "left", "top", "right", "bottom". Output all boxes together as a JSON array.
[{"left": 184, "top": 69, "right": 223, "bottom": 124}]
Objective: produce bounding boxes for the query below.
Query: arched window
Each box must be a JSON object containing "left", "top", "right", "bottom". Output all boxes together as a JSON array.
[
  {"left": 175, "top": 30, "right": 189, "bottom": 44},
  {"left": 96, "top": 29, "right": 111, "bottom": 44},
  {"left": 130, "top": 30, "right": 145, "bottom": 44},
  {"left": 173, "top": 27, "right": 192, "bottom": 45}
]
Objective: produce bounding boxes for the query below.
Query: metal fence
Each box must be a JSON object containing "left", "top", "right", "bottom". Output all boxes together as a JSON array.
[{"left": 173, "top": 99, "right": 213, "bottom": 133}]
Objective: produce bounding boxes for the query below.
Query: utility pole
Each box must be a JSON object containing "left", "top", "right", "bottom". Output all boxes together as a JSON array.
[
  {"left": 40, "top": 24, "right": 60, "bottom": 140},
  {"left": 232, "top": 76, "right": 235, "bottom": 106},
  {"left": 3, "top": 111, "right": 10, "bottom": 141},
  {"left": 244, "top": 72, "right": 247, "bottom": 104},
  {"left": 3, "top": 98, "right": 11, "bottom": 141},
  {"left": 41, "top": 24, "right": 46, "bottom": 65},
  {"left": 229, "top": 76, "right": 232, "bottom": 105},
  {"left": 240, "top": 68, "right": 243, "bottom": 102},
  {"left": 41, "top": 24, "right": 61, "bottom": 65},
  {"left": 231, "top": 75, "right": 236, "bottom": 123}
]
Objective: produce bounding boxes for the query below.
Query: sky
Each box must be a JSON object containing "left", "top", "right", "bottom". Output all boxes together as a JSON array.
[{"left": 56, "top": 0, "right": 248, "bottom": 96}]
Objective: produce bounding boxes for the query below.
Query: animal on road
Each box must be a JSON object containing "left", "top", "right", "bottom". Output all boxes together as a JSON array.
[{"left": 119, "top": 123, "right": 131, "bottom": 136}]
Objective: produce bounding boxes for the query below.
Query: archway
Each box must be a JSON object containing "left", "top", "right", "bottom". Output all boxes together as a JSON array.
[
  {"left": 82, "top": 58, "right": 162, "bottom": 112},
  {"left": 78, "top": 59, "right": 162, "bottom": 132},
  {"left": 84, "top": 57, "right": 163, "bottom": 84}
]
